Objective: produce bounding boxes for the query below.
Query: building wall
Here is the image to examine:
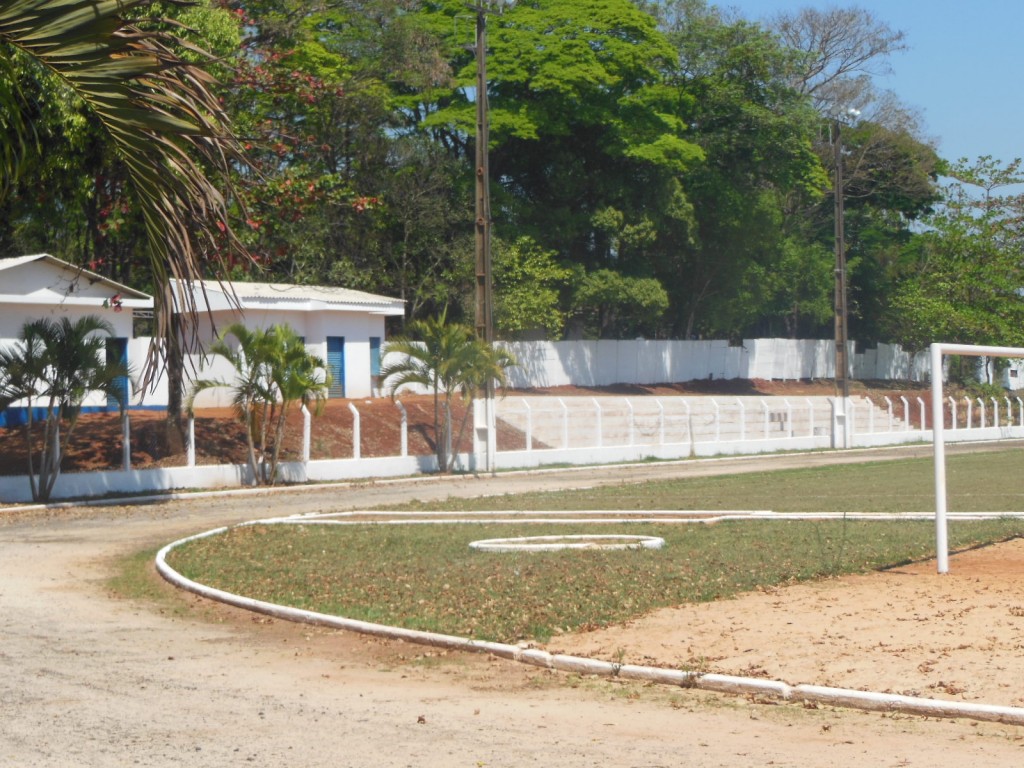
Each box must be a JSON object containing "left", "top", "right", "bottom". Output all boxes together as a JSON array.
[
  {"left": 0, "top": 302, "right": 144, "bottom": 419},
  {"left": 177, "top": 308, "right": 388, "bottom": 407},
  {"left": 0, "top": 301, "right": 136, "bottom": 342}
]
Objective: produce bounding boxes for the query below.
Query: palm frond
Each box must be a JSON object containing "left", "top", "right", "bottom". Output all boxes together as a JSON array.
[{"left": 0, "top": 0, "right": 248, "bottom": 373}]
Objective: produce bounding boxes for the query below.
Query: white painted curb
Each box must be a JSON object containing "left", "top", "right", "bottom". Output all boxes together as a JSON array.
[{"left": 155, "top": 514, "right": 1024, "bottom": 727}]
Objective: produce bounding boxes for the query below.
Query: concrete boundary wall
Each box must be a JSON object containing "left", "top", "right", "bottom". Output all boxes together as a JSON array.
[{"left": 497, "top": 339, "right": 931, "bottom": 390}]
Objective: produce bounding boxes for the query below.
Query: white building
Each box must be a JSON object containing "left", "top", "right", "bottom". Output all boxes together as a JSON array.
[
  {"left": 0, "top": 254, "right": 153, "bottom": 424},
  {"left": 173, "top": 279, "right": 405, "bottom": 406},
  {"left": 0, "top": 255, "right": 406, "bottom": 420}
]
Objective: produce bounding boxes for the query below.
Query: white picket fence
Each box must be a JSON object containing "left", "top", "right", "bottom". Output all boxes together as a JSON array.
[{"left": 4, "top": 393, "right": 1024, "bottom": 504}]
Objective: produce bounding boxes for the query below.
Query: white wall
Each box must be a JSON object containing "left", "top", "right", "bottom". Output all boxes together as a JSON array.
[
  {"left": 0, "top": 301, "right": 136, "bottom": 342},
  {"left": 0, "top": 303, "right": 144, "bottom": 411},
  {"left": 497, "top": 338, "right": 931, "bottom": 390},
  {"left": 169, "top": 309, "right": 387, "bottom": 408}
]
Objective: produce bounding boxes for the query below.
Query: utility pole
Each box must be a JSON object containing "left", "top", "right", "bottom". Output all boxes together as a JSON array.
[
  {"left": 833, "top": 116, "right": 849, "bottom": 403},
  {"left": 473, "top": 0, "right": 499, "bottom": 473}
]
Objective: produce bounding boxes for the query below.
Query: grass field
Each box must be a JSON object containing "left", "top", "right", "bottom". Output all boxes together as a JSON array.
[{"left": 163, "top": 450, "right": 1024, "bottom": 644}]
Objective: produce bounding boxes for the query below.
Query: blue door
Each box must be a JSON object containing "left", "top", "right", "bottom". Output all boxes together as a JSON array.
[
  {"left": 105, "top": 337, "right": 129, "bottom": 409},
  {"left": 370, "top": 336, "right": 381, "bottom": 394},
  {"left": 327, "top": 336, "right": 345, "bottom": 398}
]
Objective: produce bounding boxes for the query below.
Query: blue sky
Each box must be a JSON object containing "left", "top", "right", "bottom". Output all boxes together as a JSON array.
[{"left": 721, "top": 1, "right": 1024, "bottom": 166}]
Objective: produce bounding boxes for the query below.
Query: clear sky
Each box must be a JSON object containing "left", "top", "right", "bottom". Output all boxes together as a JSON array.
[{"left": 721, "top": 1, "right": 1024, "bottom": 166}]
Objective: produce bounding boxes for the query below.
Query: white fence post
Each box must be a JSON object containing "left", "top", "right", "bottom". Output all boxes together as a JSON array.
[
  {"left": 682, "top": 399, "right": 691, "bottom": 448},
  {"left": 992, "top": 397, "right": 1000, "bottom": 428},
  {"left": 522, "top": 398, "right": 533, "bottom": 452},
  {"left": 883, "top": 396, "right": 893, "bottom": 432},
  {"left": 187, "top": 415, "right": 195, "bottom": 467},
  {"left": 965, "top": 397, "right": 972, "bottom": 429},
  {"left": 710, "top": 399, "right": 720, "bottom": 442},
  {"left": 1018, "top": 397, "right": 1023, "bottom": 428},
  {"left": 948, "top": 396, "right": 956, "bottom": 430},
  {"left": 977, "top": 397, "right": 986, "bottom": 429},
  {"left": 624, "top": 398, "right": 634, "bottom": 446},
  {"left": 784, "top": 399, "right": 793, "bottom": 438},
  {"left": 656, "top": 398, "right": 665, "bottom": 445},
  {"left": 444, "top": 402, "right": 452, "bottom": 464},
  {"left": 395, "top": 400, "right": 408, "bottom": 457},
  {"left": 301, "top": 404, "right": 311, "bottom": 463},
  {"left": 592, "top": 398, "right": 603, "bottom": 448},
  {"left": 122, "top": 411, "right": 131, "bottom": 471},
  {"left": 559, "top": 398, "right": 569, "bottom": 449},
  {"left": 349, "top": 403, "right": 361, "bottom": 460},
  {"left": 805, "top": 397, "right": 814, "bottom": 437},
  {"left": 900, "top": 396, "right": 909, "bottom": 432}
]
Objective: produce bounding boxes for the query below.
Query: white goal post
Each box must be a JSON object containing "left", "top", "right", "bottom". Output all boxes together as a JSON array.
[{"left": 931, "top": 342, "right": 1024, "bottom": 574}]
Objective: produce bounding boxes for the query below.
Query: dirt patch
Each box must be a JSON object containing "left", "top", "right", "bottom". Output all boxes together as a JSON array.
[
  {"left": 547, "top": 536, "right": 1024, "bottom": 712},
  {"left": 0, "top": 395, "right": 492, "bottom": 474}
]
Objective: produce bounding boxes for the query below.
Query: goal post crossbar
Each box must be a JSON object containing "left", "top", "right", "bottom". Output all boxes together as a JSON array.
[{"left": 931, "top": 343, "right": 1024, "bottom": 574}]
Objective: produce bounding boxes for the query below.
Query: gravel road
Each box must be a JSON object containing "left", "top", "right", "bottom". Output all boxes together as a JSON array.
[{"left": 3, "top": 445, "right": 1023, "bottom": 767}]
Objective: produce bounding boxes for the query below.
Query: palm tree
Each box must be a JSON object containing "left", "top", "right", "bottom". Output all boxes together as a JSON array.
[
  {"left": 0, "top": 0, "right": 246, "bottom": 404},
  {"left": 0, "top": 315, "right": 130, "bottom": 501},
  {"left": 188, "top": 323, "right": 329, "bottom": 486},
  {"left": 264, "top": 325, "right": 331, "bottom": 482},
  {"left": 379, "top": 312, "right": 516, "bottom": 472}
]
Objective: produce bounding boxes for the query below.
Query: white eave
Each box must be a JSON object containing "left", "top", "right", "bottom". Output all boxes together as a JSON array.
[
  {"left": 173, "top": 279, "right": 405, "bottom": 316},
  {"left": 0, "top": 253, "right": 154, "bottom": 308}
]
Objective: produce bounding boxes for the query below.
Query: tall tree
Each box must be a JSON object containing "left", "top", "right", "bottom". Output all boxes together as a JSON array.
[
  {"left": 1, "top": 0, "right": 250, "bottom": 456},
  {"left": 770, "top": 6, "right": 907, "bottom": 112},
  {"left": 219, "top": 0, "right": 471, "bottom": 322},
  {"left": 652, "top": 0, "right": 827, "bottom": 338},
  {"left": 885, "top": 157, "right": 1024, "bottom": 351},
  {"left": 413, "top": 0, "right": 705, "bottom": 334}
]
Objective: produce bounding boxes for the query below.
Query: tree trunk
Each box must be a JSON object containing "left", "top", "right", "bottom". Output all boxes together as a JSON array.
[{"left": 163, "top": 321, "right": 186, "bottom": 456}]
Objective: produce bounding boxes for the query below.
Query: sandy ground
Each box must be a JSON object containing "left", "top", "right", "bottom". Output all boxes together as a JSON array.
[
  {"left": 551, "top": 542, "right": 1024, "bottom": 708},
  {"left": 3, "top": 450, "right": 1024, "bottom": 767}
]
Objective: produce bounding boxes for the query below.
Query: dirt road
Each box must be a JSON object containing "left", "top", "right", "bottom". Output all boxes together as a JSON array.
[{"left": 3, "top": 447, "right": 1024, "bottom": 767}]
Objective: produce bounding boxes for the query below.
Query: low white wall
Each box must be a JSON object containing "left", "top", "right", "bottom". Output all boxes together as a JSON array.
[{"left": 8, "top": 392, "right": 1021, "bottom": 504}]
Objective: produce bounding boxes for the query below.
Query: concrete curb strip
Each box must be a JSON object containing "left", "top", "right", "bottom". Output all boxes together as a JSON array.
[{"left": 155, "top": 513, "right": 1024, "bottom": 728}]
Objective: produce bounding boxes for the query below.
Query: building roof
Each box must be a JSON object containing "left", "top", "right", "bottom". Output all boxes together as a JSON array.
[
  {"left": 0, "top": 253, "right": 153, "bottom": 307},
  {"left": 174, "top": 279, "right": 405, "bottom": 316}
]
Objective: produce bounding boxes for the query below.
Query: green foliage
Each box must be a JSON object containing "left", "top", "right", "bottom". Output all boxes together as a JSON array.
[
  {"left": 648, "top": 3, "right": 829, "bottom": 337},
  {"left": 570, "top": 268, "right": 670, "bottom": 338},
  {"left": 493, "top": 236, "right": 571, "bottom": 338},
  {"left": 0, "top": 0, "right": 966, "bottom": 348},
  {"left": 962, "top": 380, "right": 1006, "bottom": 401},
  {"left": 885, "top": 157, "right": 1024, "bottom": 351},
  {"left": 735, "top": 237, "right": 834, "bottom": 338},
  {"left": 189, "top": 323, "right": 330, "bottom": 486},
  {"left": 380, "top": 311, "right": 516, "bottom": 470},
  {"left": 0, "top": 315, "right": 128, "bottom": 501}
]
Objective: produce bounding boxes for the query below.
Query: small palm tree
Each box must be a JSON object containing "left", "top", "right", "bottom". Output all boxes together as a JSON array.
[
  {"left": 0, "top": 315, "right": 129, "bottom": 501},
  {"left": 188, "top": 323, "right": 329, "bottom": 485},
  {"left": 379, "top": 312, "right": 516, "bottom": 472}
]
